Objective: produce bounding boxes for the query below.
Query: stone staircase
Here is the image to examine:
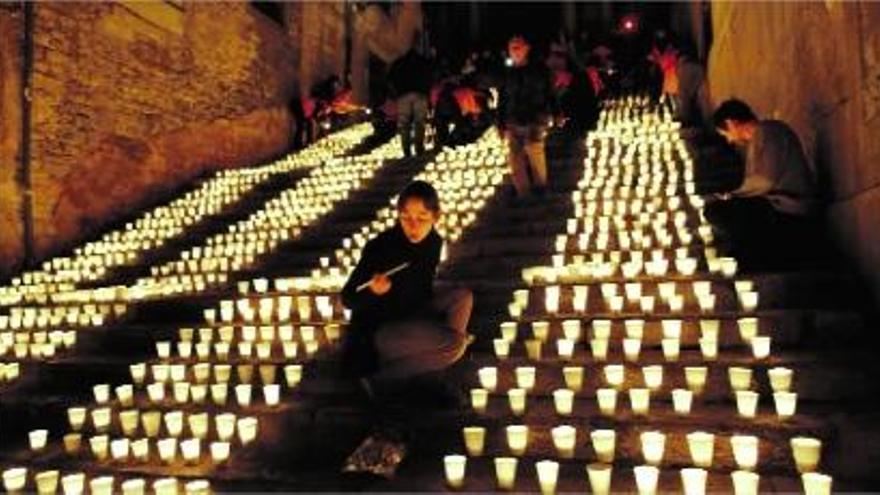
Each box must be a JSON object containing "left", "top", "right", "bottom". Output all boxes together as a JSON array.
[{"left": 0, "top": 98, "right": 877, "bottom": 494}]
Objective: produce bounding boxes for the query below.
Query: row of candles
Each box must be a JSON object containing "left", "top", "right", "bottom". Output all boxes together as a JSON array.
[
  {"left": 129, "top": 362, "right": 302, "bottom": 387},
  {"left": 447, "top": 424, "right": 822, "bottom": 471},
  {"left": 440, "top": 458, "right": 830, "bottom": 495},
  {"left": 2, "top": 469, "right": 211, "bottom": 495},
  {"left": 1, "top": 303, "right": 126, "bottom": 329},
  {"left": 454, "top": 97, "right": 834, "bottom": 493},
  {"left": 0, "top": 123, "right": 374, "bottom": 307},
  {"left": 201, "top": 294, "right": 343, "bottom": 324}
]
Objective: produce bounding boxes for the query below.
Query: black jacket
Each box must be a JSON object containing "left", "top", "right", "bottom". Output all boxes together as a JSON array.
[
  {"left": 387, "top": 50, "right": 433, "bottom": 98},
  {"left": 498, "top": 61, "right": 555, "bottom": 128},
  {"left": 341, "top": 224, "right": 442, "bottom": 331}
]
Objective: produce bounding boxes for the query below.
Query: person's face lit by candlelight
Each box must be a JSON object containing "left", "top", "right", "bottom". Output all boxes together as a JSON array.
[{"left": 399, "top": 198, "right": 438, "bottom": 243}]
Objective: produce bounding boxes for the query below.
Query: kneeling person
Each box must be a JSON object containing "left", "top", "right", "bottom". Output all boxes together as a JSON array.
[{"left": 341, "top": 181, "right": 473, "bottom": 395}]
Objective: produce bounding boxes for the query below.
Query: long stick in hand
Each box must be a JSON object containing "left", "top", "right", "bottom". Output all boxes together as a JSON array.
[{"left": 355, "top": 261, "right": 411, "bottom": 292}]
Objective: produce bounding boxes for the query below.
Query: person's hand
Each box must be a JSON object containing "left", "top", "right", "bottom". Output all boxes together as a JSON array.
[{"left": 368, "top": 273, "right": 392, "bottom": 296}]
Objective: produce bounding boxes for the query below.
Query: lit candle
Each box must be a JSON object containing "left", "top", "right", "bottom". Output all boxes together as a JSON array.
[
  {"left": 478, "top": 367, "right": 498, "bottom": 391},
  {"left": 590, "top": 430, "right": 617, "bottom": 464},
  {"left": 470, "top": 388, "right": 488, "bottom": 413},
  {"left": 684, "top": 367, "right": 708, "bottom": 395},
  {"left": 629, "top": 388, "right": 651, "bottom": 415},
  {"left": 750, "top": 336, "right": 771, "bottom": 359},
  {"left": 686, "top": 431, "right": 715, "bottom": 468},
  {"left": 141, "top": 411, "right": 162, "bottom": 438},
  {"left": 153, "top": 478, "right": 178, "bottom": 495},
  {"left": 35, "top": 470, "right": 60, "bottom": 495},
  {"left": 553, "top": 388, "right": 575, "bottom": 416},
  {"left": 623, "top": 338, "right": 641, "bottom": 361},
  {"left": 90, "top": 434, "right": 110, "bottom": 460},
  {"left": 773, "top": 391, "right": 797, "bottom": 419},
  {"left": 184, "top": 480, "right": 210, "bottom": 495},
  {"left": 590, "top": 338, "right": 609, "bottom": 361},
  {"left": 61, "top": 473, "right": 85, "bottom": 495},
  {"left": 768, "top": 367, "right": 793, "bottom": 393},
  {"left": 562, "top": 366, "right": 583, "bottom": 391},
  {"left": 181, "top": 438, "right": 201, "bottom": 464},
  {"left": 642, "top": 365, "right": 663, "bottom": 390},
  {"left": 507, "top": 388, "right": 527, "bottom": 416},
  {"left": 284, "top": 365, "right": 303, "bottom": 388},
  {"left": 680, "top": 468, "right": 707, "bottom": 495},
  {"left": 791, "top": 437, "right": 822, "bottom": 473},
  {"left": 29, "top": 429, "right": 48, "bottom": 451},
  {"left": 90, "top": 476, "right": 114, "bottom": 495},
  {"left": 730, "top": 435, "right": 759, "bottom": 470},
  {"left": 506, "top": 425, "right": 529, "bottom": 456},
  {"left": 493, "top": 339, "right": 511, "bottom": 359},
  {"left": 586, "top": 463, "right": 612, "bottom": 495},
  {"left": 731, "top": 470, "right": 760, "bottom": 495},
  {"left": 121, "top": 478, "right": 146, "bottom": 495},
  {"left": 2, "top": 468, "right": 27, "bottom": 492},
  {"left": 551, "top": 425, "right": 577, "bottom": 459},
  {"left": 596, "top": 388, "right": 618, "bottom": 417},
  {"left": 640, "top": 431, "right": 666, "bottom": 465},
  {"left": 525, "top": 339, "right": 542, "bottom": 360},
  {"left": 535, "top": 460, "right": 559, "bottom": 495},
  {"left": 131, "top": 438, "right": 149, "bottom": 462},
  {"left": 462, "top": 426, "right": 485, "bottom": 457},
  {"left": 634, "top": 465, "right": 659, "bottom": 495},
  {"left": 728, "top": 367, "right": 753, "bottom": 392},
  {"left": 110, "top": 438, "right": 130, "bottom": 461},
  {"left": 672, "top": 388, "right": 693, "bottom": 415},
  {"left": 737, "top": 317, "right": 759, "bottom": 342},
  {"left": 603, "top": 365, "right": 625, "bottom": 389},
  {"left": 211, "top": 441, "right": 231, "bottom": 463},
  {"left": 500, "top": 322, "right": 517, "bottom": 342},
  {"left": 494, "top": 457, "right": 518, "bottom": 491},
  {"left": 515, "top": 366, "right": 536, "bottom": 391},
  {"left": 531, "top": 321, "right": 550, "bottom": 342},
  {"left": 662, "top": 338, "right": 680, "bottom": 361},
  {"left": 237, "top": 416, "right": 259, "bottom": 445}
]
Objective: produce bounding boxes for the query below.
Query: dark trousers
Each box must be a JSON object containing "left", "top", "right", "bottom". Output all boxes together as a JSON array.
[
  {"left": 342, "top": 287, "right": 473, "bottom": 380},
  {"left": 704, "top": 196, "right": 819, "bottom": 270}
]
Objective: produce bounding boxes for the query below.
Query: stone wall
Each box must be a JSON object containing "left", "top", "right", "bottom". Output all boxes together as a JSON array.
[
  {"left": 707, "top": 1, "right": 880, "bottom": 303},
  {"left": 0, "top": 6, "right": 25, "bottom": 275},
  {"left": 0, "top": 1, "right": 297, "bottom": 276}
]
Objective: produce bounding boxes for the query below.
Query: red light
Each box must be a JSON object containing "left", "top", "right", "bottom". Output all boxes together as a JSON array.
[{"left": 620, "top": 14, "right": 639, "bottom": 34}]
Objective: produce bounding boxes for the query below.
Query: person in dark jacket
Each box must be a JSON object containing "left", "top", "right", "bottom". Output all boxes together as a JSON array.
[
  {"left": 497, "top": 35, "right": 556, "bottom": 198},
  {"left": 341, "top": 181, "right": 473, "bottom": 393},
  {"left": 387, "top": 49, "right": 433, "bottom": 157}
]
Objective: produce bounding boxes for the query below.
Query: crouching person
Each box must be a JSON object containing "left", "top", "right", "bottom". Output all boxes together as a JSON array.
[{"left": 341, "top": 181, "right": 473, "bottom": 407}]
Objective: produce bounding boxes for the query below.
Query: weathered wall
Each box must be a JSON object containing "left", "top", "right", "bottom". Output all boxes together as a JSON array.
[
  {"left": 0, "top": 6, "right": 25, "bottom": 276},
  {"left": 0, "top": 1, "right": 297, "bottom": 276},
  {"left": 708, "top": 1, "right": 880, "bottom": 302},
  {"left": 287, "top": 2, "right": 347, "bottom": 97}
]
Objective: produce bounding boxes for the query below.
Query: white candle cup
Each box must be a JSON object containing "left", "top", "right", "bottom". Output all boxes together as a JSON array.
[
  {"left": 211, "top": 441, "right": 231, "bottom": 463},
  {"left": 731, "top": 435, "right": 759, "bottom": 470},
  {"left": 586, "top": 463, "right": 612, "bottom": 495},
  {"left": 739, "top": 291, "right": 758, "bottom": 312},
  {"left": 505, "top": 425, "right": 529, "bottom": 456},
  {"left": 152, "top": 478, "right": 178, "bottom": 495},
  {"left": 140, "top": 410, "right": 162, "bottom": 438},
  {"left": 562, "top": 366, "right": 584, "bottom": 391},
  {"left": 211, "top": 383, "right": 229, "bottom": 406},
  {"left": 699, "top": 319, "right": 720, "bottom": 341},
  {"left": 684, "top": 367, "right": 708, "bottom": 395},
  {"left": 184, "top": 480, "right": 210, "bottom": 495},
  {"left": 525, "top": 339, "right": 542, "bottom": 360},
  {"left": 736, "top": 390, "right": 760, "bottom": 418},
  {"left": 121, "top": 478, "right": 146, "bottom": 495},
  {"left": 642, "top": 365, "right": 663, "bottom": 390},
  {"left": 686, "top": 431, "right": 715, "bottom": 468},
  {"left": 596, "top": 388, "right": 618, "bottom": 416},
  {"left": 507, "top": 388, "right": 527, "bottom": 416},
  {"left": 130, "top": 363, "right": 147, "bottom": 384},
  {"left": 624, "top": 320, "right": 645, "bottom": 340},
  {"left": 551, "top": 425, "right": 577, "bottom": 459},
  {"left": 531, "top": 321, "right": 550, "bottom": 342},
  {"left": 110, "top": 438, "right": 130, "bottom": 461},
  {"left": 729, "top": 367, "right": 753, "bottom": 392},
  {"left": 493, "top": 338, "right": 511, "bottom": 359},
  {"left": 634, "top": 465, "right": 660, "bottom": 495},
  {"left": 556, "top": 339, "right": 575, "bottom": 360},
  {"left": 188, "top": 412, "right": 209, "bottom": 439},
  {"left": 29, "top": 429, "right": 48, "bottom": 451},
  {"left": 750, "top": 336, "right": 771, "bottom": 359},
  {"left": 640, "top": 431, "right": 666, "bottom": 466},
  {"left": 89, "top": 434, "right": 110, "bottom": 460},
  {"left": 791, "top": 437, "right": 822, "bottom": 473},
  {"left": 93, "top": 384, "right": 111, "bottom": 404},
  {"left": 181, "top": 438, "right": 201, "bottom": 464},
  {"left": 470, "top": 388, "right": 489, "bottom": 414},
  {"left": 639, "top": 296, "right": 656, "bottom": 313},
  {"left": 2, "top": 467, "right": 27, "bottom": 492},
  {"left": 603, "top": 365, "right": 625, "bottom": 389},
  {"left": 494, "top": 457, "right": 518, "bottom": 491},
  {"left": 573, "top": 285, "right": 589, "bottom": 311},
  {"left": 731, "top": 470, "right": 760, "bottom": 495},
  {"left": 590, "top": 338, "right": 609, "bottom": 362},
  {"left": 562, "top": 320, "right": 582, "bottom": 341},
  {"left": 672, "top": 388, "right": 693, "bottom": 415},
  {"left": 173, "top": 382, "right": 190, "bottom": 404},
  {"left": 661, "top": 338, "right": 680, "bottom": 361},
  {"left": 623, "top": 338, "right": 642, "bottom": 362},
  {"left": 237, "top": 416, "right": 259, "bottom": 445},
  {"left": 668, "top": 295, "right": 684, "bottom": 312},
  {"left": 462, "top": 426, "right": 486, "bottom": 457},
  {"left": 545, "top": 286, "right": 560, "bottom": 314},
  {"left": 535, "top": 460, "right": 559, "bottom": 495},
  {"left": 500, "top": 322, "right": 517, "bottom": 342},
  {"left": 553, "top": 388, "right": 575, "bottom": 416},
  {"left": 608, "top": 295, "right": 624, "bottom": 313},
  {"left": 90, "top": 476, "right": 114, "bottom": 495},
  {"left": 478, "top": 367, "right": 498, "bottom": 391},
  {"left": 802, "top": 473, "right": 833, "bottom": 495},
  {"left": 131, "top": 438, "right": 149, "bottom": 461},
  {"left": 164, "top": 410, "right": 184, "bottom": 437},
  {"left": 629, "top": 388, "right": 651, "bottom": 415},
  {"left": 35, "top": 470, "right": 59, "bottom": 495},
  {"left": 592, "top": 320, "right": 612, "bottom": 340},
  {"left": 768, "top": 367, "right": 793, "bottom": 393},
  {"left": 284, "top": 365, "right": 303, "bottom": 388},
  {"left": 515, "top": 366, "right": 536, "bottom": 391},
  {"left": 513, "top": 289, "right": 529, "bottom": 308},
  {"left": 591, "top": 429, "right": 616, "bottom": 463},
  {"left": 698, "top": 338, "right": 718, "bottom": 360},
  {"left": 680, "top": 468, "right": 707, "bottom": 495},
  {"left": 507, "top": 302, "right": 523, "bottom": 318},
  {"left": 147, "top": 382, "right": 166, "bottom": 403},
  {"left": 737, "top": 318, "right": 759, "bottom": 342},
  {"left": 773, "top": 391, "right": 798, "bottom": 419}
]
